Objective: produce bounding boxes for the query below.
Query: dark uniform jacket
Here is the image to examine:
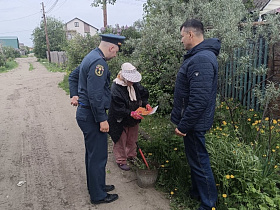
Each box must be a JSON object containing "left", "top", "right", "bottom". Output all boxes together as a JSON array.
[
  {"left": 108, "top": 82, "right": 149, "bottom": 143},
  {"left": 171, "top": 38, "right": 221, "bottom": 134},
  {"left": 69, "top": 48, "right": 111, "bottom": 123},
  {"left": 69, "top": 65, "right": 80, "bottom": 98}
]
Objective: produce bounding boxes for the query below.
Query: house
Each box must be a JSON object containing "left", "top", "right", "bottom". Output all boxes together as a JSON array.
[
  {"left": 0, "top": 36, "right": 19, "bottom": 49},
  {"left": 65, "top": 17, "right": 99, "bottom": 40},
  {"left": 252, "top": 0, "right": 280, "bottom": 19}
]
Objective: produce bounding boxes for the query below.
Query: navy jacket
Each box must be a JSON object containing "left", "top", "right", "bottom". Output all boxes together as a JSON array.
[
  {"left": 171, "top": 38, "right": 221, "bottom": 134},
  {"left": 69, "top": 65, "right": 80, "bottom": 98},
  {"left": 69, "top": 48, "right": 111, "bottom": 123}
]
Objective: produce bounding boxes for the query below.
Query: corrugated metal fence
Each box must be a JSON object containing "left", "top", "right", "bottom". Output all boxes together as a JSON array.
[{"left": 218, "top": 38, "right": 269, "bottom": 111}]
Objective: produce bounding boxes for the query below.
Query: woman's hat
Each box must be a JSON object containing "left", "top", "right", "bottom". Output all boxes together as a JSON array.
[{"left": 121, "top": 63, "right": 142, "bottom": 83}]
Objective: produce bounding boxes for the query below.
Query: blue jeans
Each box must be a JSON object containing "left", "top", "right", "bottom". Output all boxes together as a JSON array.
[{"left": 183, "top": 130, "right": 217, "bottom": 210}]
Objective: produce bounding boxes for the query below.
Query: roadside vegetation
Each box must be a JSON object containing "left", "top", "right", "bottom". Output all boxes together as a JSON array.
[
  {"left": 0, "top": 46, "right": 20, "bottom": 73},
  {"left": 31, "top": 0, "right": 280, "bottom": 209}
]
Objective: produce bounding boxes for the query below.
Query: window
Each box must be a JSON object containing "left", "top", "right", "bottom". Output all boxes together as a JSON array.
[{"left": 74, "top": 22, "right": 79, "bottom": 27}]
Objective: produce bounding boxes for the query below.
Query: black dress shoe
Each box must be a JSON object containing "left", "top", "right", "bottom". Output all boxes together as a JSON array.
[
  {"left": 91, "top": 193, "right": 118, "bottom": 204},
  {"left": 104, "top": 185, "right": 115, "bottom": 192}
]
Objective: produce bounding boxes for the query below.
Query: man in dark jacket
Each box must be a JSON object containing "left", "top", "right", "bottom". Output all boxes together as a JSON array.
[
  {"left": 68, "top": 34, "right": 125, "bottom": 205},
  {"left": 171, "top": 19, "right": 221, "bottom": 210}
]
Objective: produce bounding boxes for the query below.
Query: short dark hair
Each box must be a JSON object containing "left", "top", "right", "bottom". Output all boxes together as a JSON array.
[{"left": 180, "top": 19, "right": 204, "bottom": 36}]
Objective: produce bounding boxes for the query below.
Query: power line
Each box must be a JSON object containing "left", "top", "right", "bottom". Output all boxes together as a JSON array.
[
  {"left": 0, "top": 29, "right": 35, "bottom": 35},
  {"left": 0, "top": 12, "right": 41, "bottom": 23},
  {"left": 48, "top": 0, "right": 67, "bottom": 14},
  {"left": 46, "top": 0, "right": 59, "bottom": 13}
]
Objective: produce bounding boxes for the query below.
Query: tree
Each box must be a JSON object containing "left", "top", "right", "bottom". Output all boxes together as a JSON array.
[
  {"left": 132, "top": 0, "right": 280, "bottom": 115},
  {"left": 91, "top": 0, "right": 117, "bottom": 27},
  {"left": 32, "top": 17, "right": 67, "bottom": 59}
]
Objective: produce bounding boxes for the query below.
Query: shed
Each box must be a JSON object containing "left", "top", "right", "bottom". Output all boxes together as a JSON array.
[{"left": 0, "top": 36, "right": 20, "bottom": 49}]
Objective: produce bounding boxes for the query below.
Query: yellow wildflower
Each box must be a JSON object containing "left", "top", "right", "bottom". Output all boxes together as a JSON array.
[
  {"left": 148, "top": 153, "right": 153, "bottom": 156},
  {"left": 212, "top": 208, "right": 216, "bottom": 210},
  {"left": 226, "top": 175, "right": 230, "bottom": 179},
  {"left": 263, "top": 154, "right": 267, "bottom": 157},
  {"left": 222, "top": 121, "right": 227, "bottom": 125},
  {"left": 170, "top": 191, "right": 174, "bottom": 195},
  {"left": 272, "top": 149, "right": 276, "bottom": 153},
  {"left": 276, "top": 146, "right": 279, "bottom": 149},
  {"left": 166, "top": 160, "right": 169, "bottom": 163},
  {"left": 274, "top": 165, "right": 278, "bottom": 169},
  {"left": 161, "top": 165, "right": 165, "bottom": 168},
  {"left": 226, "top": 106, "right": 229, "bottom": 110},
  {"left": 175, "top": 188, "right": 177, "bottom": 191},
  {"left": 273, "top": 119, "right": 277, "bottom": 124},
  {"left": 222, "top": 194, "right": 227, "bottom": 198},
  {"left": 265, "top": 117, "right": 269, "bottom": 121},
  {"left": 230, "top": 175, "right": 235, "bottom": 178},
  {"left": 260, "top": 129, "right": 264, "bottom": 134},
  {"left": 247, "top": 118, "right": 251, "bottom": 122},
  {"left": 254, "top": 114, "right": 257, "bottom": 117},
  {"left": 270, "top": 126, "right": 275, "bottom": 130},
  {"left": 174, "top": 148, "right": 178, "bottom": 151}
]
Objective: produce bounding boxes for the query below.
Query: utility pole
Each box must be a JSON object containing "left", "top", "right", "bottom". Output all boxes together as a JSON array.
[
  {"left": 41, "top": 2, "right": 51, "bottom": 62},
  {"left": 103, "top": 0, "right": 107, "bottom": 27}
]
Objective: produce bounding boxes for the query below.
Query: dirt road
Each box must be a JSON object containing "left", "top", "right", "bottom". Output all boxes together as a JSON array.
[{"left": 0, "top": 56, "right": 170, "bottom": 210}]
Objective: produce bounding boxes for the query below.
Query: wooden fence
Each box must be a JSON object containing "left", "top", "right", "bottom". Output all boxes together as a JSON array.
[
  {"left": 218, "top": 38, "right": 269, "bottom": 111},
  {"left": 46, "top": 51, "right": 67, "bottom": 65}
]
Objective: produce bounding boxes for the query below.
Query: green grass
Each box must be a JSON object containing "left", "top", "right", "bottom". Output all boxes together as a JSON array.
[
  {"left": 0, "top": 60, "right": 18, "bottom": 73},
  {"left": 39, "top": 59, "right": 66, "bottom": 72},
  {"left": 29, "top": 63, "right": 34, "bottom": 71},
  {"left": 59, "top": 74, "right": 70, "bottom": 95}
]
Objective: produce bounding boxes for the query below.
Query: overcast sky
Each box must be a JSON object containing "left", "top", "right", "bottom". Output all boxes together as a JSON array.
[{"left": 0, "top": 0, "right": 146, "bottom": 47}]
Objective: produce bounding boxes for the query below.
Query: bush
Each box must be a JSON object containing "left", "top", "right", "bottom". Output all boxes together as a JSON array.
[
  {"left": 0, "top": 53, "right": 5, "bottom": 67},
  {"left": 65, "top": 33, "right": 100, "bottom": 71},
  {"left": 2, "top": 46, "right": 20, "bottom": 59},
  {"left": 139, "top": 109, "right": 280, "bottom": 209}
]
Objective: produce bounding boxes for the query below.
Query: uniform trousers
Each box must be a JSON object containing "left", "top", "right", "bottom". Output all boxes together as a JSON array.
[
  {"left": 183, "top": 130, "right": 217, "bottom": 210},
  {"left": 76, "top": 107, "right": 108, "bottom": 202},
  {"left": 113, "top": 124, "right": 139, "bottom": 164}
]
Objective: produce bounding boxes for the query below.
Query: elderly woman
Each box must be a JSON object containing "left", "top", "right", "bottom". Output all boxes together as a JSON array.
[{"left": 108, "top": 63, "right": 151, "bottom": 171}]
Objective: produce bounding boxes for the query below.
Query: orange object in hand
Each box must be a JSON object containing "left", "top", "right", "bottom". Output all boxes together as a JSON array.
[{"left": 131, "top": 111, "right": 144, "bottom": 120}]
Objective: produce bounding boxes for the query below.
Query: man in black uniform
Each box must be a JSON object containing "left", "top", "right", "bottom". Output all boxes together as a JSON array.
[{"left": 69, "top": 34, "right": 125, "bottom": 204}]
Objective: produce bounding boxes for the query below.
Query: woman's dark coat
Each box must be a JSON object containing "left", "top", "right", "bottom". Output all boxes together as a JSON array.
[{"left": 108, "top": 82, "right": 149, "bottom": 143}]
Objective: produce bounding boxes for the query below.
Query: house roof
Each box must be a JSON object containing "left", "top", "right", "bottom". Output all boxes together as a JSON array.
[
  {"left": 254, "top": 0, "right": 270, "bottom": 10},
  {"left": 260, "top": 0, "right": 280, "bottom": 14},
  {"left": 0, "top": 36, "right": 19, "bottom": 49},
  {"left": 252, "top": 0, "right": 280, "bottom": 15},
  {"left": 65, "top": 17, "right": 99, "bottom": 30},
  {"left": 0, "top": 36, "right": 19, "bottom": 40}
]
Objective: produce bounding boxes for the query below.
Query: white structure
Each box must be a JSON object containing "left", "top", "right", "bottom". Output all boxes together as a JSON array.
[
  {"left": 65, "top": 18, "right": 98, "bottom": 40},
  {"left": 254, "top": 0, "right": 280, "bottom": 20}
]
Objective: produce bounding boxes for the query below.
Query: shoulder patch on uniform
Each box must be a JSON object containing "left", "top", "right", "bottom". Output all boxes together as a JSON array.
[
  {"left": 194, "top": 72, "right": 199, "bottom": 76},
  {"left": 95, "top": 65, "right": 104, "bottom": 76}
]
